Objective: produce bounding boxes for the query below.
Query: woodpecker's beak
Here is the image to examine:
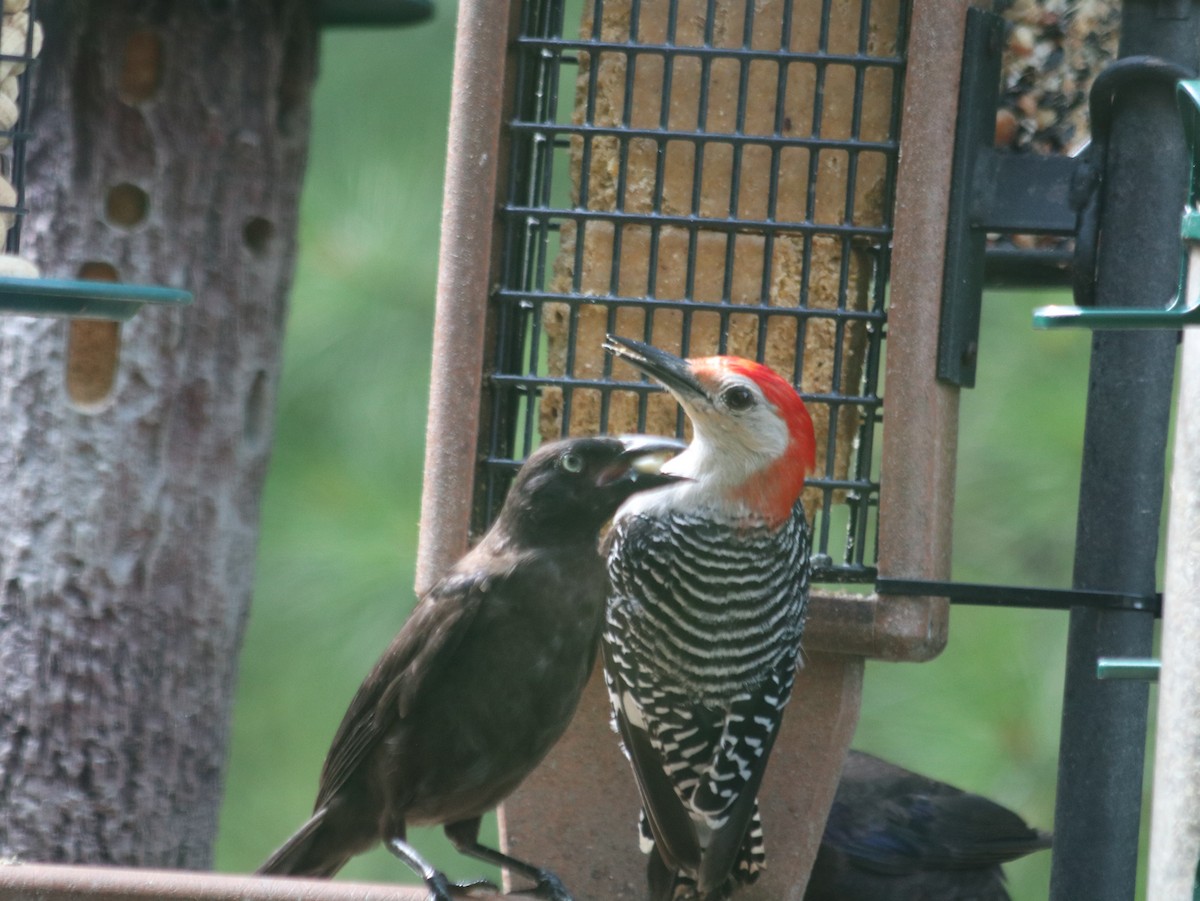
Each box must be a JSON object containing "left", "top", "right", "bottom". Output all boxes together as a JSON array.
[
  {"left": 598, "top": 435, "right": 688, "bottom": 489},
  {"left": 604, "top": 335, "right": 707, "bottom": 401}
]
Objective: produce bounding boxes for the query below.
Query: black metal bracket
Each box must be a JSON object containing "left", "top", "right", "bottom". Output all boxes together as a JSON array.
[
  {"left": 875, "top": 578, "right": 1162, "bottom": 616},
  {"left": 939, "top": 9, "right": 1087, "bottom": 387},
  {"left": 318, "top": 0, "right": 433, "bottom": 26}
]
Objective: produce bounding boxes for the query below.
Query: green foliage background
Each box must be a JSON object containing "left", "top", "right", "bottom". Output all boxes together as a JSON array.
[{"left": 214, "top": 16, "right": 1161, "bottom": 900}]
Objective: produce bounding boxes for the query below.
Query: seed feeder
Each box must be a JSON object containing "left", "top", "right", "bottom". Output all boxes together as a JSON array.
[{"left": 0, "top": 0, "right": 190, "bottom": 320}]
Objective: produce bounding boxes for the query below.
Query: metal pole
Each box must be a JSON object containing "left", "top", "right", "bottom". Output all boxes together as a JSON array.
[{"left": 1049, "top": 6, "right": 1200, "bottom": 900}]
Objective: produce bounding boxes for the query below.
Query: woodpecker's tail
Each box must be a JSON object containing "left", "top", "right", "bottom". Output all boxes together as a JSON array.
[
  {"left": 639, "top": 802, "right": 764, "bottom": 901},
  {"left": 644, "top": 834, "right": 760, "bottom": 901},
  {"left": 256, "top": 808, "right": 349, "bottom": 878}
]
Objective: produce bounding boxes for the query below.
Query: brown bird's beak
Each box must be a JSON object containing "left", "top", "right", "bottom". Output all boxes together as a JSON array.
[
  {"left": 597, "top": 435, "right": 688, "bottom": 490},
  {"left": 604, "top": 335, "right": 707, "bottom": 402}
]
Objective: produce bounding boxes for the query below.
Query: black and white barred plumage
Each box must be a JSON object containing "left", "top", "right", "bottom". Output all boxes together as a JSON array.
[
  {"left": 600, "top": 336, "right": 817, "bottom": 901},
  {"left": 604, "top": 499, "right": 811, "bottom": 900}
]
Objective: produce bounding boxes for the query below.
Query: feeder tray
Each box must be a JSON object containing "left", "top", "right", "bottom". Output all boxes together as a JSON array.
[{"left": 0, "top": 276, "right": 191, "bottom": 321}]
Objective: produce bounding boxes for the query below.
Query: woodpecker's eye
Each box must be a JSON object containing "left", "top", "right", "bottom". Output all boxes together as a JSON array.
[
  {"left": 722, "top": 385, "right": 755, "bottom": 412},
  {"left": 559, "top": 452, "right": 585, "bottom": 474}
]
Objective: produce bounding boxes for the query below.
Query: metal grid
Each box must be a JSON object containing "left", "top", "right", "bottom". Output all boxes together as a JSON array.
[
  {"left": 0, "top": 0, "right": 37, "bottom": 254},
  {"left": 483, "top": 0, "right": 909, "bottom": 582}
]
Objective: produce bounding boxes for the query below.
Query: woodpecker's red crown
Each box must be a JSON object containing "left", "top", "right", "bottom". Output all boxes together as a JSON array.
[
  {"left": 604, "top": 336, "right": 816, "bottom": 526},
  {"left": 686, "top": 355, "right": 815, "bottom": 522},
  {"left": 689, "top": 355, "right": 816, "bottom": 475}
]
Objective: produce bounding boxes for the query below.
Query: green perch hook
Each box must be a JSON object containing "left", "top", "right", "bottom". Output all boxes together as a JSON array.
[
  {"left": 1034, "top": 79, "right": 1200, "bottom": 330},
  {"left": 1096, "top": 657, "right": 1161, "bottom": 682}
]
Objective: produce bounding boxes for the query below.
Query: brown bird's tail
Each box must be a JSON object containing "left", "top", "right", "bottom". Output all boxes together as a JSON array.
[{"left": 257, "top": 808, "right": 348, "bottom": 878}]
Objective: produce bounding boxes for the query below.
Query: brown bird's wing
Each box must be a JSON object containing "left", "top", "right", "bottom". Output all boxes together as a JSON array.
[{"left": 313, "top": 567, "right": 499, "bottom": 811}]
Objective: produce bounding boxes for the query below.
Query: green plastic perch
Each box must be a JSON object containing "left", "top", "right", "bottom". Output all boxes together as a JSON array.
[
  {"left": 1033, "top": 79, "right": 1200, "bottom": 330},
  {"left": 0, "top": 276, "right": 191, "bottom": 321}
]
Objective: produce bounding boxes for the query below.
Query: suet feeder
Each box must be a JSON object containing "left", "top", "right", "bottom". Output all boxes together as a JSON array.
[
  {"left": 421, "top": 0, "right": 958, "bottom": 896},
  {"left": 420, "top": 0, "right": 1200, "bottom": 899},
  {"left": 0, "top": 0, "right": 191, "bottom": 321}
]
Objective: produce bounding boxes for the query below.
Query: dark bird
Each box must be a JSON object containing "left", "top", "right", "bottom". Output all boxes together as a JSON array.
[
  {"left": 804, "top": 750, "right": 1053, "bottom": 901},
  {"left": 257, "top": 435, "right": 686, "bottom": 901},
  {"left": 601, "top": 336, "right": 816, "bottom": 901}
]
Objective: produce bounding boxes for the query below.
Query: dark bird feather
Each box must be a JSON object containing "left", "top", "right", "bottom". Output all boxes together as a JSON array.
[
  {"left": 804, "top": 750, "right": 1052, "bottom": 901},
  {"left": 257, "top": 435, "right": 684, "bottom": 900}
]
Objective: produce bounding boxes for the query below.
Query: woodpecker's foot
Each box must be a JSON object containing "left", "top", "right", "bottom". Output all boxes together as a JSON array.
[
  {"left": 424, "top": 872, "right": 498, "bottom": 900},
  {"left": 510, "top": 869, "right": 574, "bottom": 901}
]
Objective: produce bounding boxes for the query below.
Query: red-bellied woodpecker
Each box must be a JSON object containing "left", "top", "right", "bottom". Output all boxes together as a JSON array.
[
  {"left": 805, "top": 750, "right": 1052, "bottom": 901},
  {"left": 601, "top": 335, "right": 817, "bottom": 901},
  {"left": 257, "top": 435, "right": 685, "bottom": 901}
]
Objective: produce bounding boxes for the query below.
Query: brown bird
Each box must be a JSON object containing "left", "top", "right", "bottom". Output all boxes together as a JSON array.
[{"left": 258, "top": 435, "right": 685, "bottom": 901}]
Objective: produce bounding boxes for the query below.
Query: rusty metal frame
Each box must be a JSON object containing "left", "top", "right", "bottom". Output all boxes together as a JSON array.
[
  {"left": 828, "top": 0, "right": 980, "bottom": 662},
  {"left": 415, "top": 0, "right": 521, "bottom": 594},
  {"left": 424, "top": 0, "right": 969, "bottom": 898},
  {"left": 795, "top": 0, "right": 978, "bottom": 663},
  {"left": 0, "top": 863, "right": 443, "bottom": 901}
]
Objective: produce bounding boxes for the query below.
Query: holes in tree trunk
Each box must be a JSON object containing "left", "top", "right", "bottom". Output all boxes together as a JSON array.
[
  {"left": 66, "top": 263, "right": 122, "bottom": 410},
  {"left": 78, "top": 261, "right": 119, "bottom": 282},
  {"left": 118, "top": 29, "right": 162, "bottom": 104},
  {"left": 242, "top": 216, "right": 274, "bottom": 257},
  {"left": 66, "top": 321, "right": 121, "bottom": 410},
  {"left": 106, "top": 183, "right": 149, "bottom": 228},
  {"left": 244, "top": 369, "right": 268, "bottom": 444}
]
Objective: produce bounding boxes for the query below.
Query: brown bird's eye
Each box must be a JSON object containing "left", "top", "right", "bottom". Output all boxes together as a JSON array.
[
  {"left": 559, "top": 452, "right": 584, "bottom": 473},
  {"left": 722, "top": 385, "right": 755, "bottom": 412}
]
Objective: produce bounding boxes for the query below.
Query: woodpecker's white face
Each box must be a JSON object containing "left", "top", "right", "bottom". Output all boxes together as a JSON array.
[
  {"left": 604, "top": 337, "right": 815, "bottom": 526},
  {"left": 661, "top": 371, "right": 790, "bottom": 491}
]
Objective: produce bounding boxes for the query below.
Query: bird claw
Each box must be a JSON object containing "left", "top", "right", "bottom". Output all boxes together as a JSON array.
[
  {"left": 511, "top": 869, "right": 574, "bottom": 901},
  {"left": 453, "top": 879, "right": 501, "bottom": 899},
  {"left": 424, "top": 874, "right": 499, "bottom": 900}
]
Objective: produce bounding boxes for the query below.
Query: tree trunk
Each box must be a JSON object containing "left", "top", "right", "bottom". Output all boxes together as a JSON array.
[{"left": 0, "top": 1, "right": 317, "bottom": 867}]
